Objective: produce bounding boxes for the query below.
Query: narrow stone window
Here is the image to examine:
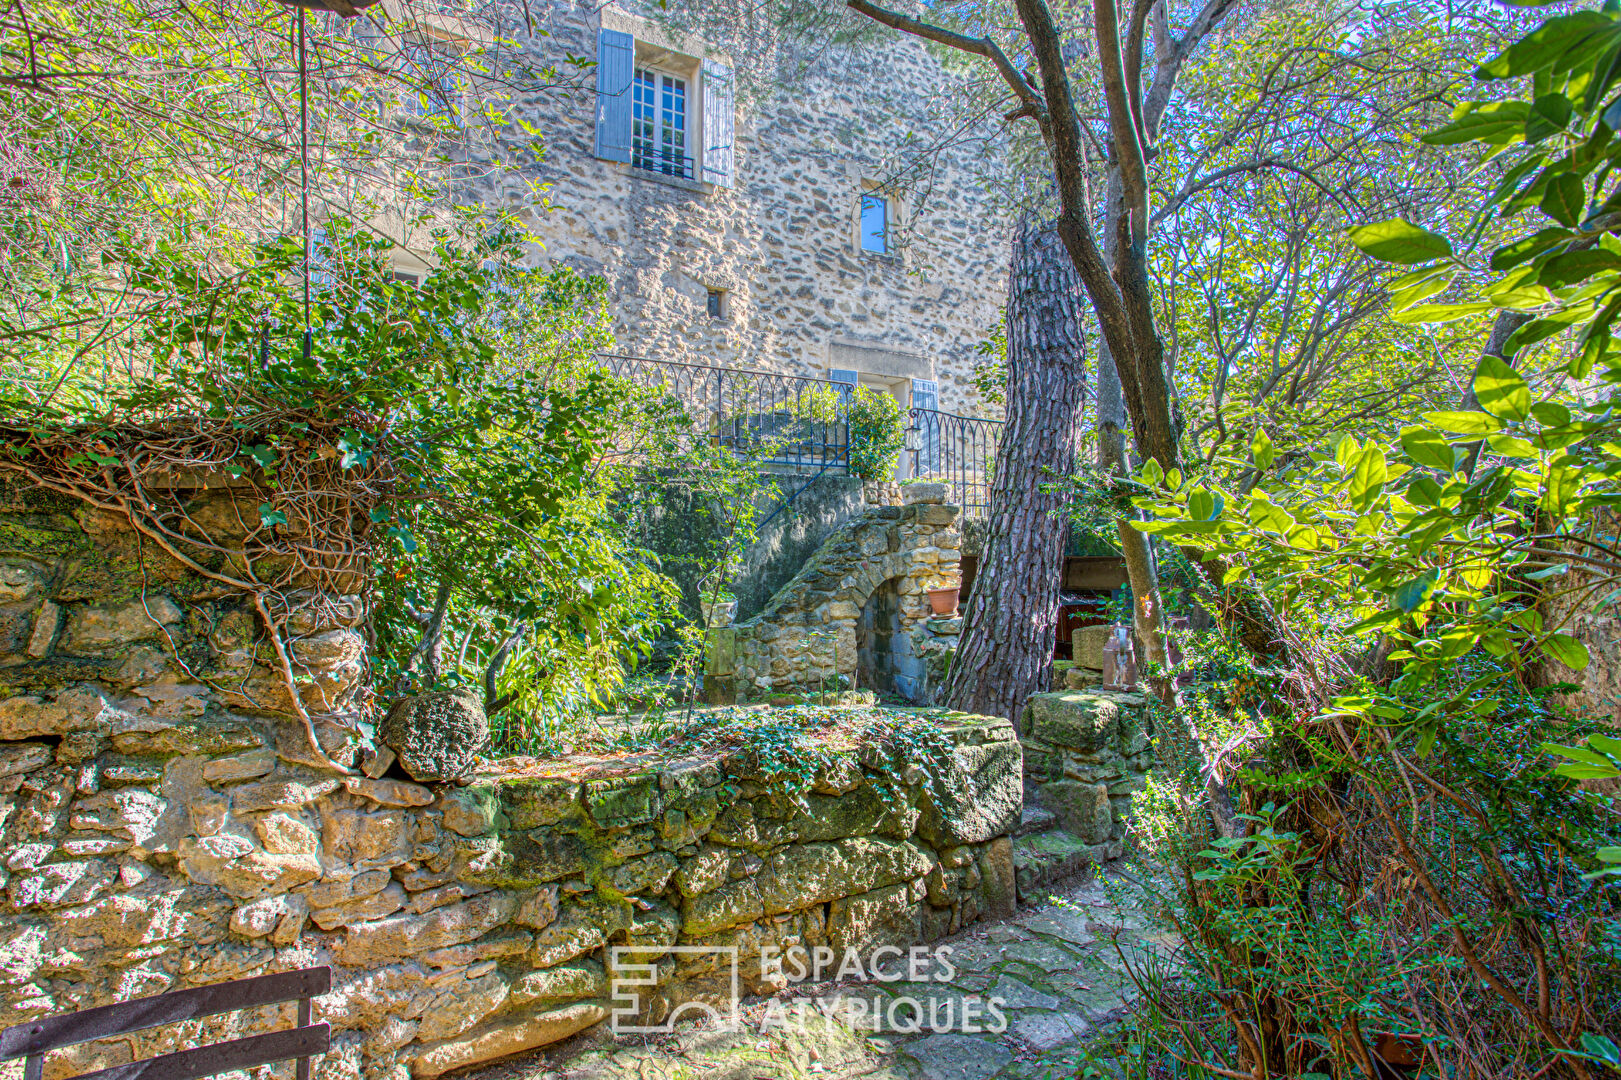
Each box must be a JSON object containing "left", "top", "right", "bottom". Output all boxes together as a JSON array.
[
  {"left": 860, "top": 193, "right": 889, "bottom": 253},
  {"left": 707, "top": 288, "right": 725, "bottom": 319}
]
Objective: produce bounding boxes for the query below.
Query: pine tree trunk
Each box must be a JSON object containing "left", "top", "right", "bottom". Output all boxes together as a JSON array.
[{"left": 941, "top": 216, "right": 1086, "bottom": 720}]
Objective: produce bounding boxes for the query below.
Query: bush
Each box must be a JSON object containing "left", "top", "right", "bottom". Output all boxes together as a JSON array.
[{"left": 847, "top": 385, "right": 908, "bottom": 479}]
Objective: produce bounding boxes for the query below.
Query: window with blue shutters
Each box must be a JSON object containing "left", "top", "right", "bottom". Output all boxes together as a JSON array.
[{"left": 594, "top": 28, "right": 733, "bottom": 187}]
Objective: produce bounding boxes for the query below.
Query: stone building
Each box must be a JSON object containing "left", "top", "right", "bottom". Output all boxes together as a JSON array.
[{"left": 414, "top": 0, "right": 1010, "bottom": 418}]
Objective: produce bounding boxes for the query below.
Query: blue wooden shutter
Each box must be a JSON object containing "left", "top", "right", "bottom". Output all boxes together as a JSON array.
[
  {"left": 911, "top": 378, "right": 940, "bottom": 474},
  {"left": 829, "top": 368, "right": 859, "bottom": 399},
  {"left": 594, "top": 29, "right": 634, "bottom": 163},
  {"left": 702, "top": 59, "right": 735, "bottom": 186}
]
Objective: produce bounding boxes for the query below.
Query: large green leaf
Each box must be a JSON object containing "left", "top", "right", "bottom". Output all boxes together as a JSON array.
[
  {"left": 1477, "top": 12, "right": 1614, "bottom": 80},
  {"left": 1541, "top": 172, "right": 1588, "bottom": 226},
  {"left": 1425, "top": 411, "right": 1503, "bottom": 435},
  {"left": 1544, "top": 632, "right": 1591, "bottom": 670},
  {"left": 1473, "top": 356, "right": 1532, "bottom": 420},
  {"left": 1349, "top": 447, "right": 1389, "bottom": 511},
  {"left": 1348, "top": 220, "right": 1453, "bottom": 265},
  {"left": 1422, "top": 101, "right": 1531, "bottom": 145},
  {"left": 1536, "top": 248, "right": 1621, "bottom": 287},
  {"left": 1392, "top": 569, "right": 1440, "bottom": 612},
  {"left": 1400, "top": 427, "right": 1456, "bottom": 472}
]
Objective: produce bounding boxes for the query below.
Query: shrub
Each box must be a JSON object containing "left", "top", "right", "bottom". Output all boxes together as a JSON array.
[{"left": 847, "top": 385, "right": 907, "bottom": 479}]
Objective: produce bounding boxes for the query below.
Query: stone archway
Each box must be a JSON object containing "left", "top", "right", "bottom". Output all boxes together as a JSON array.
[
  {"left": 726, "top": 485, "right": 963, "bottom": 701},
  {"left": 856, "top": 576, "right": 904, "bottom": 695}
]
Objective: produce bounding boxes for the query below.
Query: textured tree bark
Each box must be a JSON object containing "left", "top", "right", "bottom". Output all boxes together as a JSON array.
[{"left": 941, "top": 217, "right": 1087, "bottom": 721}]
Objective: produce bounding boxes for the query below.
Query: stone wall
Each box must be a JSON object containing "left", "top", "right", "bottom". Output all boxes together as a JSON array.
[
  {"left": 455, "top": 1, "right": 1009, "bottom": 418},
  {"left": 716, "top": 484, "right": 961, "bottom": 702},
  {"left": 0, "top": 479, "right": 1020, "bottom": 1080},
  {"left": 1011, "top": 691, "right": 1151, "bottom": 893}
]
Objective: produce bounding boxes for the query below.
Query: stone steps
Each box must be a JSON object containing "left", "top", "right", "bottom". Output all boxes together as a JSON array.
[
  {"left": 1013, "top": 827, "right": 1120, "bottom": 897},
  {"left": 1013, "top": 804, "right": 1057, "bottom": 838}
]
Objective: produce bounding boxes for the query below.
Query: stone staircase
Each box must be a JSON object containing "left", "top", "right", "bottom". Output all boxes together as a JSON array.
[
  {"left": 1011, "top": 784, "right": 1126, "bottom": 896},
  {"left": 1010, "top": 688, "right": 1151, "bottom": 899}
]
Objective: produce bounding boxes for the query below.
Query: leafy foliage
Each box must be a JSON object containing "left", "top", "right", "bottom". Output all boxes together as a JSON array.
[{"left": 846, "top": 384, "right": 908, "bottom": 480}]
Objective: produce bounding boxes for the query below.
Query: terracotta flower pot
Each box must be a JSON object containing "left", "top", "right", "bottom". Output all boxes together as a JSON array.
[{"left": 927, "top": 586, "right": 960, "bottom": 617}]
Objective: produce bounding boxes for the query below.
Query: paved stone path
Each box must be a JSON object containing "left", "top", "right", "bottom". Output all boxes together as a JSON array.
[{"left": 467, "top": 867, "right": 1166, "bottom": 1080}]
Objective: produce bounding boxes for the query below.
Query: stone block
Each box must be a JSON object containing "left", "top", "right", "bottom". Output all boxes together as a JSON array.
[
  {"left": 1038, "top": 780, "right": 1113, "bottom": 844},
  {"left": 585, "top": 775, "right": 660, "bottom": 828},
  {"left": 411, "top": 1001, "right": 609, "bottom": 1078},
  {"left": 916, "top": 732, "right": 1022, "bottom": 848},
  {"left": 1021, "top": 690, "right": 1147, "bottom": 754},
  {"left": 311, "top": 882, "right": 407, "bottom": 931},
  {"left": 977, "top": 836, "right": 1017, "bottom": 918},
  {"left": 915, "top": 505, "right": 957, "bottom": 525},
  {"left": 506, "top": 959, "right": 607, "bottom": 1011},
  {"left": 379, "top": 688, "right": 488, "bottom": 783},
  {"left": 111, "top": 715, "right": 263, "bottom": 758},
  {"left": 59, "top": 596, "right": 182, "bottom": 654},
  {"left": 902, "top": 482, "right": 949, "bottom": 505},
  {"left": 255, "top": 812, "right": 318, "bottom": 855},
  {"left": 177, "top": 836, "right": 320, "bottom": 899},
  {"left": 344, "top": 776, "right": 434, "bottom": 808},
  {"left": 1071, "top": 625, "right": 1112, "bottom": 671},
  {"left": 438, "top": 785, "right": 500, "bottom": 837},
  {"left": 335, "top": 890, "right": 519, "bottom": 966},
  {"left": 500, "top": 777, "right": 578, "bottom": 829},
  {"left": 827, "top": 881, "right": 922, "bottom": 954},
  {"left": 201, "top": 748, "right": 275, "bottom": 784}
]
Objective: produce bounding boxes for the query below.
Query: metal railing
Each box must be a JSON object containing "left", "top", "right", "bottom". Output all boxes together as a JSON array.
[
  {"left": 631, "top": 147, "right": 696, "bottom": 180},
  {"left": 596, "top": 353, "right": 849, "bottom": 473},
  {"left": 908, "top": 408, "right": 1001, "bottom": 518}
]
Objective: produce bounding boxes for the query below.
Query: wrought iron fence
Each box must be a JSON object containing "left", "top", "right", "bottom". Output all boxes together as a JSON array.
[
  {"left": 908, "top": 408, "right": 1001, "bottom": 518},
  {"left": 596, "top": 353, "right": 850, "bottom": 473}
]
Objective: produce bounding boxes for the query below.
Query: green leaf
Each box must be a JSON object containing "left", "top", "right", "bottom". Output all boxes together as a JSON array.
[
  {"left": 1473, "top": 356, "right": 1532, "bottom": 420},
  {"left": 1400, "top": 427, "right": 1456, "bottom": 472},
  {"left": 1392, "top": 570, "right": 1440, "bottom": 613},
  {"left": 1425, "top": 411, "right": 1502, "bottom": 435},
  {"left": 1478, "top": 12, "right": 1614, "bottom": 80},
  {"left": 1136, "top": 458, "right": 1164, "bottom": 486},
  {"left": 1390, "top": 301, "right": 1494, "bottom": 325},
  {"left": 1538, "top": 248, "right": 1621, "bottom": 288},
  {"left": 1188, "top": 487, "right": 1223, "bottom": 522},
  {"left": 1348, "top": 219, "right": 1453, "bottom": 265},
  {"left": 257, "top": 503, "right": 288, "bottom": 528},
  {"left": 1486, "top": 433, "right": 1538, "bottom": 457},
  {"left": 1251, "top": 429, "right": 1276, "bottom": 469},
  {"left": 1541, "top": 172, "right": 1587, "bottom": 226},
  {"left": 1525, "top": 93, "right": 1574, "bottom": 142},
  {"left": 1490, "top": 227, "right": 1573, "bottom": 271},
  {"left": 1422, "top": 100, "right": 1531, "bottom": 145},
  {"left": 1349, "top": 447, "right": 1389, "bottom": 511},
  {"left": 1545, "top": 632, "right": 1591, "bottom": 670}
]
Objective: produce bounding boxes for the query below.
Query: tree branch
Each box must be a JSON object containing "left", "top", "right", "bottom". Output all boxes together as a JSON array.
[{"left": 844, "top": 0, "right": 1045, "bottom": 123}]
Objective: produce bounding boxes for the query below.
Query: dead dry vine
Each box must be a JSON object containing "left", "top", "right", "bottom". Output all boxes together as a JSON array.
[{"left": 0, "top": 413, "right": 392, "bottom": 774}]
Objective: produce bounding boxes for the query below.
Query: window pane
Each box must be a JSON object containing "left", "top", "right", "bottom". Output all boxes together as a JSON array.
[
  {"left": 861, "top": 194, "right": 888, "bottom": 253},
  {"left": 661, "top": 74, "right": 687, "bottom": 176},
  {"left": 632, "top": 68, "right": 657, "bottom": 170}
]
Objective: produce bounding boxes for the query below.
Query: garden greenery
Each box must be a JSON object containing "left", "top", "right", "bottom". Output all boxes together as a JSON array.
[{"left": 1103, "top": 8, "right": 1621, "bottom": 1075}]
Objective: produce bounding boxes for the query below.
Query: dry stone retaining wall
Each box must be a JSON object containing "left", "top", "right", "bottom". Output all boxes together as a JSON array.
[{"left": 0, "top": 479, "right": 1020, "bottom": 1080}]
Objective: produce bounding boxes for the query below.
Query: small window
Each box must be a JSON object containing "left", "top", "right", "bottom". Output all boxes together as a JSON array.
[
  {"left": 633, "top": 66, "right": 691, "bottom": 178},
  {"left": 860, "top": 194, "right": 889, "bottom": 254},
  {"left": 402, "top": 39, "right": 462, "bottom": 125},
  {"left": 390, "top": 269, "right": 422, "bottom": 287},
  {"left": 706, "top": 288, "right": 725, "bottom": 319}
]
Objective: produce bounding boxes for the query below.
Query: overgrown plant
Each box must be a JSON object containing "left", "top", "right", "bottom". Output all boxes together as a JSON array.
[
  {"left": 846, "top": 384, "right": 908, "bottom": 480},
  {"left": 1119, "top": 10, "right": 1621, "bottom": 1073}
]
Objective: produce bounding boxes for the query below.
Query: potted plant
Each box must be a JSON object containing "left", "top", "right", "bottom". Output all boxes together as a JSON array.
[{"left": 926, "top": 579, "right": 961, "bottom": 617}]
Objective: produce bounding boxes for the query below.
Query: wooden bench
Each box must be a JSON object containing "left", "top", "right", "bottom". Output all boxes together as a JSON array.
[{"left": 0, "top": 967, "right": 330, "bottom": 1080}]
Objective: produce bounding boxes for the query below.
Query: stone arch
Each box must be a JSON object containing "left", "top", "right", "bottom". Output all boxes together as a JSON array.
[{"left": 726, "top": 485, "right": 962, "bottom": 700}]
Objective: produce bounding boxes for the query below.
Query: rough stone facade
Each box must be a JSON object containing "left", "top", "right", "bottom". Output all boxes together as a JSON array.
[
  {"left": 717, "top": 484, "right": 961, "bottom": 702},
  {"left": 0, "top": 478, "right": 1020, "bottom": 1080},
  {"left": 456, "top": 1, "right": 1008, "bottom": 417}
]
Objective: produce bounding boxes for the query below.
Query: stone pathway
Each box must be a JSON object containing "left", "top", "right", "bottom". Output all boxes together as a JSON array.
[{"left": 465, "top": 867, "right": 1165, "bottom": 1080}]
